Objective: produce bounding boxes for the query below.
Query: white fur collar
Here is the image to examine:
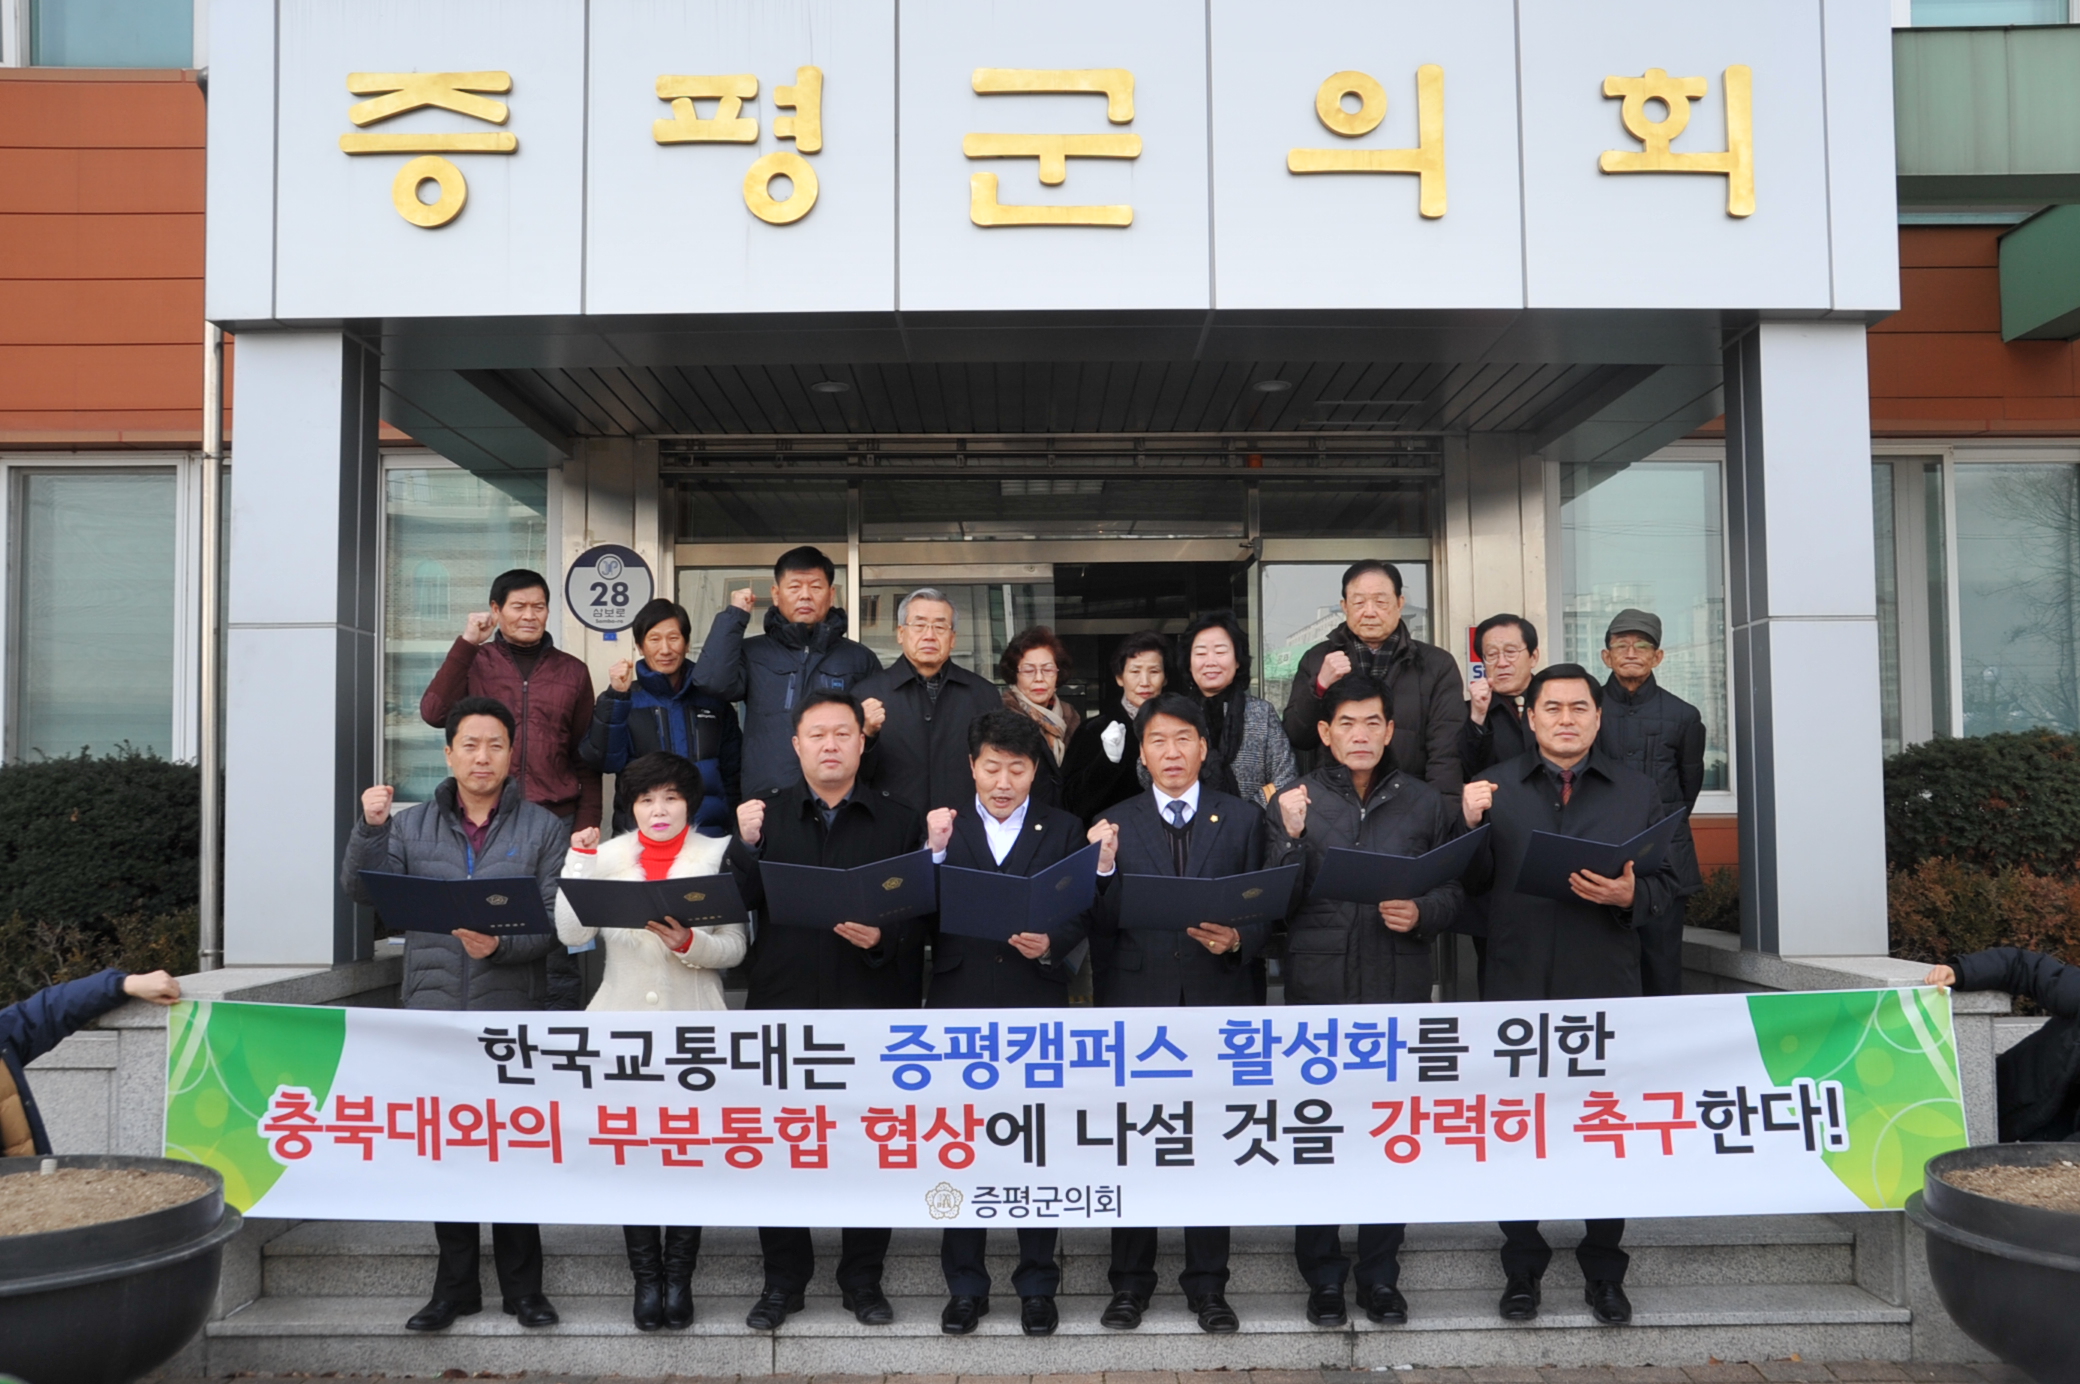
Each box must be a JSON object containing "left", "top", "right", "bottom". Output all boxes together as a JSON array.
[{"left": 592, "top": 828, "right": 724, "bottom": 881}]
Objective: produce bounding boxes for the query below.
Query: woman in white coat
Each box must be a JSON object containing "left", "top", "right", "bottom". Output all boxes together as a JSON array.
[{"left": 558, "top": 751, "right": 747, "bottom": 1331}]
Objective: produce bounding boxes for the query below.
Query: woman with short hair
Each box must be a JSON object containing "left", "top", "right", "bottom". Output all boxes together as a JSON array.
[
  {"left": 1179, "top": 610, "right": 1296, "bottom": 805},
  {"left": 998, "top": 625, "right": 1081, "bottom": 807},
  {"left": 1061, "top": 630, "right": 1170, "bottom": 823},
  {"left": 580, "top": 597, "right": 741, "bottom": 836}
]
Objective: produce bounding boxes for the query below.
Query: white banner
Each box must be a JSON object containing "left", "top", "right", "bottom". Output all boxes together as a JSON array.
[{"left": 165, "top": 989, "right": 1967, "bottom": 1227}]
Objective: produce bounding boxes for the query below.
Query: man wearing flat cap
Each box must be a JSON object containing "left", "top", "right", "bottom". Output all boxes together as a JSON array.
[{"left": 1596, "top": 609, "right": 1706, "bottom": 997}]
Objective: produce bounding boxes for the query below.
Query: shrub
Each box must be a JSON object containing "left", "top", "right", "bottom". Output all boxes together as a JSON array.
[
  {"left": 0, "top": 909, "right": 198, "bottom": 1006},
  {"left": 1688, "top": 866, "right": 1741, "bottom": 933},
  {"left": 1884, "top": 729, "right": 2080, "bottom": 875},
  {"left": 1888, "top": 857, "right": 2080, "bottom": 965}
]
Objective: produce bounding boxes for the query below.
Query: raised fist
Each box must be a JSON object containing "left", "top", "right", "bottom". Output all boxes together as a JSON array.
[
  {"left": 729, "top": 587, "right": 756, "bottom": 612},
  {"left": 361, "top": 785, "right": 396, "bottom": 826},
  {"left": 1087, "top": 818, "right": 1121, "bottom": 874},
  {"left": 1277, "top": 783, "right": 1310, "bottom": 838},
  {"left": 1318, "top": 650, "right": 1354, "bottom": 689},
  {"left": 463, "top": 610, "right": 497, "bottom": 645},
  {"left": 926, "top": 807, "right": 956, "bottom": 854},
  {"left": 861, "top": 697, "right": 887, "bottom": 737},
  {"left": 1462, "top": 780, "right": 1495, "bottom": 829},
  {"left": 609, "top": 658, "right": 635, "bottom": 693},
  {"left": 570, "top": 826, "right": 601, "bottom": 851},
  {"left": 737, "top": 797, "right": 767, "bottom": 846},
  {"left": 1468, "top": 676, "right": 1493, "bottom": 724}
]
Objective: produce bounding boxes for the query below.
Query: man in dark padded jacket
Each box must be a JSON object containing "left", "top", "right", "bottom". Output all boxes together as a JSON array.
[{"left": 1928, "top": 949, "right": 2080, "bottom": 1142}]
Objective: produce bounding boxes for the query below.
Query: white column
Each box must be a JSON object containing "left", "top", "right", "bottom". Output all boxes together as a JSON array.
[
  {"left": 223, "top": 331, "right": 381, "bottom": 966},
  {"left": 1724, "top": 321, "right": 1888, "bottom": 956}
]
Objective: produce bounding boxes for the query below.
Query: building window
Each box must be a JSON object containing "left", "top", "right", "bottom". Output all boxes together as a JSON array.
[
  {"left": 1872, "top": 457, "right": 1953, "bottom": 753},
  {"left": 1956, "top": 463, "right": 2080, "bottom": 736},
  {"left": 1558, "top": 457, "right": 1730, "bottom": 793},
  {"left": 31, "top": 0, "right": 192, "bottom": 67},
  {"left": 9, "top": 469, "right": 177, "bottom": 760},
  {"left": 1908, "top": 0, "right": 2069, "bottom": 24},
  {"left": 382, "top": 465, "right": 547, "bottom": 803}
]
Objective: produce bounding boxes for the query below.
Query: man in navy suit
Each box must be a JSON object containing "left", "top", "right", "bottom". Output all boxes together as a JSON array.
[
  {"left": 929, "top": 710, "right": 1091, "bottom": 1337},
  {"left": 1085, "top": 692, "right": 1267, "bottom": 1334}
]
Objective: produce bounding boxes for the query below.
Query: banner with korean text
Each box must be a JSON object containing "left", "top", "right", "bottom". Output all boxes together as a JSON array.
[{"left": 163, "top": 989, "right": 1967, "bottom": 1226}]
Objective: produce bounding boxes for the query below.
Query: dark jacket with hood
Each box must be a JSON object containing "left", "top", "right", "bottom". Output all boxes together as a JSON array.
[
  {"left": 420, "top": 631, "right": 601, "bottom": 830},
  {"left": 1282, "top": 623, "right": 1468, "bottom": 795},
  {"left": 1953, "top": 947, "right": 2080, "bottom": 1143},
  {"left": 928, "top": 800, "right": 1088, "bottom": 1008},
  {"left": 692, "top": 604, "right": 883, "bottom": 797},
  {"left": 1271, "top": 762, "right": 1465, "bottom": 1005},
  {"left": 341, "top": 777, "right": 564, "bottom": 1012},
  {"left": 1, "top": 969, "right": 129, "bottom": 1156},
  {"left": 581, "top": 655, "right": 742, "bottom": 838},
  {"left": 1596, "top": 672, "right": 1707, "bottom": 893},
  {"left": 855, "top": 656, "right": 1004, "bottom": 817}
]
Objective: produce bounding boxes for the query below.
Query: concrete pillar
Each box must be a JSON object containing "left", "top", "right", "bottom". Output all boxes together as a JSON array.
[
  {"left": 556, "top": 436, "right": 663, "bottom": 693},
  {"left": 1439, "top": 432, "right": 1547, "bottom": 674},
  {"left": 223, "top": 331, "right": 381, "bottom": 965},
  {"left": 1723, "top": 321, "right": 1888, "bottom": 956}
]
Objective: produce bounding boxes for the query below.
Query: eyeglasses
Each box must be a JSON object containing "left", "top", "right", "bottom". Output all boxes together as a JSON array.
[
  {"left": 1607, "top": 639, "right": 1659, "bottom": 654},
  {"left": 1017, "top": 663, "right": 1058, "bottom": 678},
  {"left": 905, "top": 619, "right": 954, "bottom": 634}
]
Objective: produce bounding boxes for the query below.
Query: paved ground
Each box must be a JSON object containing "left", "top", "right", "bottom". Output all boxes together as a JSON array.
[{"left": 151, "top": 1365, "right": 2030, "bottom": 1384}]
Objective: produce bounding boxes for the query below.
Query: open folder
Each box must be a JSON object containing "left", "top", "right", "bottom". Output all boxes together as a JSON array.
[
  {"left": 939, "top": 842, "right": 1101, "bottom": 943},
  {"left": 758, "top": 847, "right": 939, "bottom": 930},
  {"left": 1514, "top": 811, "right": 1687, "bottom": 904},
  {"left": 1116, "top": 862, "right": 1302, "bottom": 932},
  {"left": 558, "top": 874, "right": 750, "bottom": 931},
  {"left": 356, "top": 871, "right": 554, "bottom": 937},
  {"left": 1311, "top": 825, "right": 1489, "bottom": 904}
]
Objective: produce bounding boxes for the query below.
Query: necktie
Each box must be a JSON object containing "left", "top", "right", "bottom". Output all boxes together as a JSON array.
[
  {"left": 1166, "top": 799, "right": 1191, "bottom": 828},
  {"left": 1559, "top": 768, "right": 1574, "bottom": 806}
]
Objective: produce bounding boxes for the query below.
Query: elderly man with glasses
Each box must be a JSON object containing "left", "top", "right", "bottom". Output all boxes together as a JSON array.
[{"left": 856, "top": 588, "right": 1006, "bottom": 817}]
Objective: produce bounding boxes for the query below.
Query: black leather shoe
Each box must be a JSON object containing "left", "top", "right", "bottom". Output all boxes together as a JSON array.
[
  {"left": 1188, "top": 1292, "right": 1240, "bottom": 1333},
  {"left": 1499, "top": 1274, "right": 1541, "bottom": 1321},
  {"left": 1305, "top": 1286, "right": 1348, "bottom": 1327},
  {"left": 745, "top": 1289, "right": 804, "bottom": 1330},
  {"left": 1099, "top": 1290, "right": 1148, "bottom": 1329},
  {"left": 1585, "top": 1278, "right": 1633, "bottom": 1325},
  {"left": 1021, "top": 1295, "right": 1059, "bottom": 1335},
  {"left": 940, "top": 1294, "right": 988, "bottom": 1334},
  {"left": 1359, "top": 1282, "right": 1409, "bottom": 1325},
  {"left": 843, "top": 1285, "right": 895, "bottom": 1325},
  {"left": 501, "top": 1293, "right": 559, "bottom": 1327},
  {"left": 404, "top": 1298, "right": 480, "bottom": 1332}
]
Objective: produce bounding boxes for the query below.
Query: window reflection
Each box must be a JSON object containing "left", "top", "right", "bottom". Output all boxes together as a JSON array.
[{"left": 1956, "top": 464, "right": 2080, "bottom": 736}]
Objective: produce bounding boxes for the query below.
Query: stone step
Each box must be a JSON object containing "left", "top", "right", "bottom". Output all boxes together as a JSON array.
[
  {"left": 203, "top": 1285, "right": 1911, "bottom": 1374},
  {"left": 260, "top": 1217, "right": 1858, "bottom": 1299}
]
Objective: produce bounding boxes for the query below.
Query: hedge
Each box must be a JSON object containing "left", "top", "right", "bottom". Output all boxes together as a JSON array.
[{"left": 1884, "top": 728, "right": 2080, "bottom": 875}]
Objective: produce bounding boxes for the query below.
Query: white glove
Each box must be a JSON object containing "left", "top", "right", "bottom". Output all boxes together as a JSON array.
[{"left": 1101, "top": 721, "right": 1127, "bottom": 764}]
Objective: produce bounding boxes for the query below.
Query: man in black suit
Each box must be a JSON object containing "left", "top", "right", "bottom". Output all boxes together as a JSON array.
[
  {"left": 729, "top": 689, "right": 955, "bottom": 1332},
  {"left": 857, "top": 587, "right": 1004, "bottom": 815},
  {"left": 930, "top": 710, "right": 1092, "bottom": 1337},
  {"left": 1085, "top": 692, "right": 1268, "bottom": 1335},
  {"left": 1462, "top": 663, "right": 1679, "bottom": 1330},
  {"left": 1458, "top": 613, "right": 1543, "bottom": 992}
]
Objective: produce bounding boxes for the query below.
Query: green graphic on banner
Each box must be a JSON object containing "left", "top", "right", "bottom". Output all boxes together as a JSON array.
[
  {"left": 164, "top": 1000, "right": 347, "bottom": 1211},
  {"left": 1746, "top": 987, "right": 1964, "bottom": 1210}
]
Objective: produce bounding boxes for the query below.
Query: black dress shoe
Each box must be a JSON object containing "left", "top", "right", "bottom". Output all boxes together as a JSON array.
[
  {"left": 1358, "top": 1282, "right": 1409, "bottom": 1325},
  {"left": 1188, "top": 1292, "right": 1240, "bottom": 1333},
  {"left": 1021, "top": 1295, "right": 1059, "bottom": 1335},
  {"left": 843, "top": 1285, "right": 895, "bottom": 1325},
  {"left": 501, "top": 1293, "right": 559, "bottom": 1327},
  {"left": 1305, "top": 1286, "right": 1348, "bottom": 1326},
  {"left": 1499, "top": 1273, "right": 1541, "bottom": 1321},
  {"left": 1099, "top": 1290, "right": 1147, "bottom": 1329},
  {"left": 404, "top": 1298, "right": 480, "bottom": 1332},
  {"left": 745, "top": 1289, "right": 804, "bottom": 1330},
  {"left": 940, "top": 1294, "right": 988, "bottom": 1333},
  {"left": 1585, "top": 1278, "right": 1633, "bottom": 1325}
]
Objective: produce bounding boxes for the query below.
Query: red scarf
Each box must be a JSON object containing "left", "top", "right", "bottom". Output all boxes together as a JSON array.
[{"left": 638, "top": 825, "right": 689, "bottom": 880}]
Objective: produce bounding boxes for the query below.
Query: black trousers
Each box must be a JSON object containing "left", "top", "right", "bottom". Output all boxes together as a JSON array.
[
  {"left": 1110, "top": 1225, "right": 1229, "bottom": 1299},
  {"left": 1637, "top": 895, "right": 1687, "bottom": 997},
  {"left": 760, "top": 1226, "right": 890, "bottom": 1294},
  {"left": 942, "top": 1227, "right": 1060, "bottom": 1297},
  {"left": 1294, "top": 1222, "right": 1406, "bottom": 1290},
  {"left": 1498, "top": 1218, "right": 1628, "bottom": 1282},
  {"left": 431, "top": 1222, "right": 542, "bottom": 1303}
]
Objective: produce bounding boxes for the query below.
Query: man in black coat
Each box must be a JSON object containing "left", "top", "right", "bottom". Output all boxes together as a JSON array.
[
  {"left": 1458, "top": 613, "right": 1543, "bottom": 990},
  {"left": 1463, "top": 664, "right": 1679, "bottom": 1329},
  {"left": 1280, "top": 560, "right": 1466, "bottom": 793},
  {"left": 1928, "top": 949, "right": 2080, "bottom": 1142},
  {"left": 930, "top": 711, "right": 1092, "bottom": 1337},
  {"left": 1271, "top": 675, "right": 1463, "bottom": 1328},
  {"left": 728, "top": 689, "right": 955, "bottom": 1332},
  {"left": 1086, "top": 692, "right": 1268, "bottom": 1335},
  {"left": 1595, "top": 609, "right": 1707, "bottom": 998},
  {"left": 857, "top": 587, "right": 1004, "bottom": 815}
]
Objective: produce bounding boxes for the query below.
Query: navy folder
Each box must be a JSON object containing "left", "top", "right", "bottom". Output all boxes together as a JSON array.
[
  {"left": 1513, "top": 811, "right": 1687, "bottom": 904},
  {"left": 939, "top": 842, "right": 1101, "bottom": 943},
  {"left": 558, "top": 874, "right": 750, "bottom": 930},
  {"left": 1311, "top": 825, "right": 1488, "bottom": 904},
  {"left": 356, "top": 871, "right": 554, "bottom": 937},
  {"left": 1116, "top": 862, "right": 1302, "bottom": 932},
  {"left": 758, "top": 848, "right": 939, "bottom": 929}
]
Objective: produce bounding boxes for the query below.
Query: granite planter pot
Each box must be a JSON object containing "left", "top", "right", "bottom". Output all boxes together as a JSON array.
[
  {"left": 0, "top": 1154, "right": 243, "bottom": 1384},
  {"left": 1906, "top": 1141, "right": 2080, "bottom": 1384}
]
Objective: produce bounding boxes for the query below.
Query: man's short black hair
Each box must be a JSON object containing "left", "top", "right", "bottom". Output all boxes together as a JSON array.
[
  {"left": 1341, "top": 559, "right": 1404, "bottom": 598},
  {"left": 1133, "top": 692, "right": 1209, "bottom": 745},
  {"left": 632, "top": 598, "right": 692, "bottom": 647},
  {"left": 489, "top": 569, "right": 550, "bottom": 608},
  {"left": 445, "top": 695, "right": 515, "bottom": 746},
  {"left": 791, "top": 686, "right": 863, "bottom": 731},
  {"left": 1109, "top": 630, "right": 1172, "bottom": 681},
  {"left": 1475, "top": 612, "right": 1539, "bottom": 656},
  {"left": 1525, "top": 663, "right": 1604, "bottom": 711},
  {"left": 773, "top": 545, "right": 836, "bottom": 584},
  {"left": 1319, "top": 674, "right": 1391, "bottom": 723},
  {"left": 618, "top": 751, "right": 705, "bottom": 813},
  {"left": 969, "top": 709, "right": 1047, "bottom": 764}
]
